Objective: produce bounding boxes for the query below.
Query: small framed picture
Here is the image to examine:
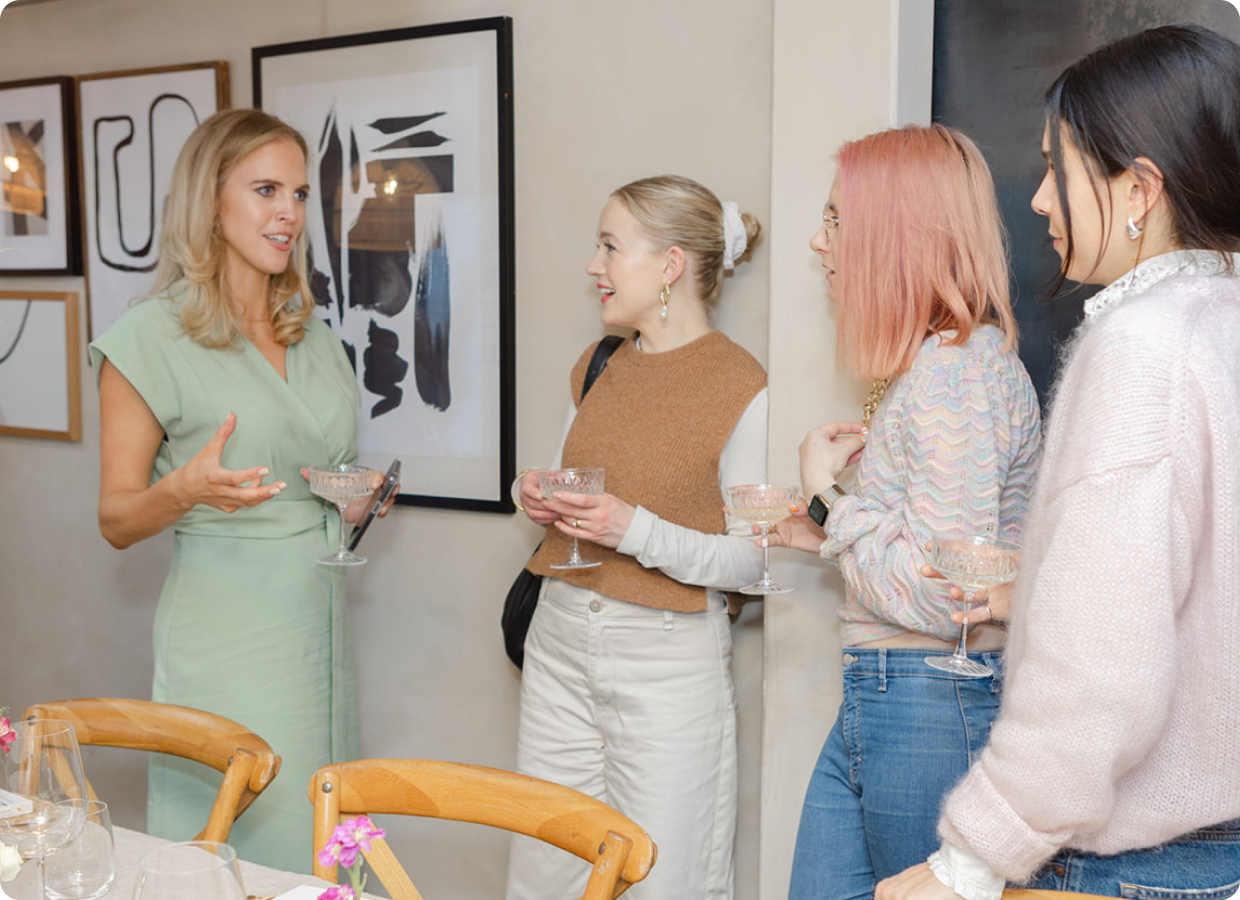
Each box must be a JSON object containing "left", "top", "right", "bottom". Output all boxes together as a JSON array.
[
  {"left": 0, "top": 290, "right": 82, "bottom": 441},
  {"left": 0, "top": 76, "right": 80, "bottom": 275}
]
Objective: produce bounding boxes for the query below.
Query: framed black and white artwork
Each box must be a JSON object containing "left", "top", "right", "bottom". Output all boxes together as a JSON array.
[
  {"left": 254, "top": 17, "right": 516, "bottom": 513},
  {"left": 77, "top": 62, "right": 229, "bottom": 340},
  {"left": 0, "top": 76, "right": 80, "bottom": 275},
  {"left": 0, "top": 290, "right": 81, "bottom": 441}
]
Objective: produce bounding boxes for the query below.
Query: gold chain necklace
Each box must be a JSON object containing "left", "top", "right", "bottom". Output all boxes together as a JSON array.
[{"left": 861, "top": 378, "right": 890, "bottom": 428}]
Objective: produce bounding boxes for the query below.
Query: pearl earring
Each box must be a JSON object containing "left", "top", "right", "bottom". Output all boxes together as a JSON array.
[{"left": 659, "top": 283, "right": 670, "bottom": 320}]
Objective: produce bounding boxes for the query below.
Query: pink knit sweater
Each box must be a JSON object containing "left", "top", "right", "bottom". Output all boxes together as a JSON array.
[{"left": 938, "top": 262, "right": 1240, "bottom": 880}]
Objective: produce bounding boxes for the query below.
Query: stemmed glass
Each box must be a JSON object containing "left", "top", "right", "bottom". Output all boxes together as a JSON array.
[
  {"left": 925, "top": 535, "right": 1019, "bottom": 678},
  {"left": 537, "top": 468, "right": 605, "bottom": 569},
  {"left": 309, "top": 464, "right": 374, "bottom": 566},
  {"left": 45, "top": 799, "right": 113, "bottom": 900},
  {"left": 132, "top": 841, "right": 246, "bottom": 900},
  {"left": 0, "top": 719, "right": 89, "bottom": 900},
  {"left": 727, "top": 483, "right": 798, "bottom": 595}
]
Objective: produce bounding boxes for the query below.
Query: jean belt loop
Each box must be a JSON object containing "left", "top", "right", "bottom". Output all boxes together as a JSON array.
[
  {"left": 664, "top": 610, "right": 675, "bottom": 631},
  {"left": 878, "top": 648, "right": 888, "bottom": 692},
  {"left": 987, "top": 652, "right": 1002, "bottom": 693}
]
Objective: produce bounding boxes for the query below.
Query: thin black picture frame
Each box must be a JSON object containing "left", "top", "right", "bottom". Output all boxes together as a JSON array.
[
  {"left": 254, "top": 17, "right": 516, "bottom": 513},
  {"left": 0, "top": 76, "right": 81, "bottom": 276}
]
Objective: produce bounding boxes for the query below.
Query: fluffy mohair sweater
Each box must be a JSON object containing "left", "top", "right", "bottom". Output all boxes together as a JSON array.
[{"left": 938, "top": 268, "right": 1240, "bottom": 880}]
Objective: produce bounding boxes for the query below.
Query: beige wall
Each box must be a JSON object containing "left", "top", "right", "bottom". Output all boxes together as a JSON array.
[{"left": 0, "top": 0, "right": 924, "bottom": 896}]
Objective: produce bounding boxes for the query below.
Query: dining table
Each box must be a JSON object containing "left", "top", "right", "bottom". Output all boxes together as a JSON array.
[{"left": 0, "top": 825, "right": 378, "bottom": 900}]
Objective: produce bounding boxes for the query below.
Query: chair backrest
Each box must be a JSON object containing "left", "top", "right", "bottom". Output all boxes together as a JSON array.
[
  {"left": 310, "top": 759, "right": 657, "bottom": 900},
  {"left": 24, "top": 698, "right": 280, "bottom": 843}
]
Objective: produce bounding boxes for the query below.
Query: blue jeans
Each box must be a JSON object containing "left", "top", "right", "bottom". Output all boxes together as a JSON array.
[
  {"left": 788, "top": 648, "right": 1005, "bottom": 900},
  {"left": 1024, "top": 819, "right": 1240, "bottom": 899}
]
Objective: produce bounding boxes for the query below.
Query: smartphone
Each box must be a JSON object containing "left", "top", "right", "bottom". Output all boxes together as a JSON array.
[{"left": 347, "top": 459, "right": 401, "bottom": 552}]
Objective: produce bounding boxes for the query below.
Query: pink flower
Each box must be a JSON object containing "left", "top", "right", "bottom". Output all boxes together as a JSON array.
[
  {"left": 0, "top": 717, "right": 14, "bottom": 755},
  {"left": 317, "top": 815, "right": 385, "bottom": 900}
]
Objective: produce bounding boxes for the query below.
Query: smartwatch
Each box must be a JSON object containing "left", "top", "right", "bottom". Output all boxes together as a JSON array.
[{"left": 808, "top": 484, "right": 847, "bottom": 527}]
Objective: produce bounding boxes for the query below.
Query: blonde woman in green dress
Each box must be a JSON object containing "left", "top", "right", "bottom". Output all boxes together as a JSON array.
[{"left": 90, "top": 109, "right": 387, "bottom": 871}]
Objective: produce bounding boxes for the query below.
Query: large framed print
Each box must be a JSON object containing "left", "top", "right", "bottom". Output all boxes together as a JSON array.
[
  {"left": 0, "top": 77, "right": 80, "bottom": 275},
  {"left": 254, "top": 17, "right": 516, "bottom": 513},
  {"left": 77, "top": 62, "right": 229, "bottom": 340},
  {"left": 0, "top": 290, "right": 82, "bottom": 441}
]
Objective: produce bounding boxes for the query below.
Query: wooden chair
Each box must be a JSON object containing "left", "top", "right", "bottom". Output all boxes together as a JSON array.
[
  {"left": 23, "top": 698, "right": 280, "bottom": 843},
  {"left": 310, "top": 759, "right": 657, "bottom": 900}
]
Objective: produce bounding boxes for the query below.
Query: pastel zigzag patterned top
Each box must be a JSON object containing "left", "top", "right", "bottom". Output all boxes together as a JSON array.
[{"left": 821, "top": 325, "right": 1042, "bottom": 645}]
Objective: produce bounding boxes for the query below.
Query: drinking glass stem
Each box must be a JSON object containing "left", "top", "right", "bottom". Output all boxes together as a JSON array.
[
  {"left": 953, "top": 589, "right": 976, "bottom": 659},
  {"left": 36, "top": 855, "right": 46, "bottom": 900},
  {"left": 760, "top": 526, "right": 773, "bottom": 583},
  {"left": 336, "top": 503, "right": 349, "bottom": 556},
  {"left": 568, "top": 536, "right": 583, "bottom": 563}
]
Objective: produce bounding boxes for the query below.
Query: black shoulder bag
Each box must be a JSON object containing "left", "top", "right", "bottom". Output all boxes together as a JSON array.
[{"left": 502, "top": 335, "right": 624, "bottom": 669}]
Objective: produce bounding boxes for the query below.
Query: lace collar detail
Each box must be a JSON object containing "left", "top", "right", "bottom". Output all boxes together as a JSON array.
[{"left": 1084, "top": 250, "right": 1239, "bottom": 322}]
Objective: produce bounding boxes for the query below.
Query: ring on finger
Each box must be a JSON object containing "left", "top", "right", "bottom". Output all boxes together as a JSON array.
[{"left": 572, "top": 519, "right": 582, "bottom": 529}]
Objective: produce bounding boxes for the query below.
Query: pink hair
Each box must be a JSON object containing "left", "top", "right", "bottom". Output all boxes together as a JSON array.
[{"left": 832, "top": 124, "right": 1017, "bottom": 379}]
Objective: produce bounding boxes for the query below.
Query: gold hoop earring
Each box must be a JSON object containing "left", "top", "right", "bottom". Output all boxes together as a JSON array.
[{"left": 659, "top": 283, "right": 670, "bottom": 320}]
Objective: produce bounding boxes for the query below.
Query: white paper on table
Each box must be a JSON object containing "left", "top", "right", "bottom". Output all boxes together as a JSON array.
[{"left": 271, "top": 886, "right": 329, "bottom": 900}]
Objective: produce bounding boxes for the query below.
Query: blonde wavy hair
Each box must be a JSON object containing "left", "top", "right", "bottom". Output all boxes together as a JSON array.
[
  {"left": 610, "top": 175, "right": 761, "bottom": 310},
  {"left": 149, "top": 108, "right": 314, "bottom": 349}
]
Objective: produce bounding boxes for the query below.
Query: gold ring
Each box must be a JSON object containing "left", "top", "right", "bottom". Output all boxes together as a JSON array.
[{"left": 573, "top": 519, "right": 582, "bottom": 529}]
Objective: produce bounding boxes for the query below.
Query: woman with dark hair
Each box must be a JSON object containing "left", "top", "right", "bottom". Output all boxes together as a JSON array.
[
  {"left": 91, "top": 108, "right": 386, "bottom": 870},
  {"left": 506, "top": 175, "right": 766, "bottom": 900},
  {"left": 771, "top": 124, "right": 1041, "bottom": 900},
  {"left": 878, "top": 24, "right": 1240, "bottom": 900}
]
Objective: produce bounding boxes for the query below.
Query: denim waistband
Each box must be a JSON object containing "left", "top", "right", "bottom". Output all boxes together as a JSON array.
[{"left": 840, "top": 647, "right": 1005, "bottom": 678}]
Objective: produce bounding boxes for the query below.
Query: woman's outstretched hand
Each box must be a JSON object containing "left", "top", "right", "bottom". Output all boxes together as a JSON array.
[{"left": 174, "top": 412, "right": 285, "bottom": 513}]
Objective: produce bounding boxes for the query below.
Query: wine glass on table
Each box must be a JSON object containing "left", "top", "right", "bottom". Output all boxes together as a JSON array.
[
  {"left": 537, "top": 468, "right": 605, "bottom": 569},
  {"left": 726, "top": 483, "right": 798, "bottom": 595},
  {"left": 132, "top": 841, "right": 246, "bottom": 900},
  {"left": 0, "top": 719, "right": 88, "bottom": 900},
  {"left": 925, "top": 534, "right": 1019, "bottom": 678},
  {"left": 309, "top": 463, "right": 374, "bottom": 566}
]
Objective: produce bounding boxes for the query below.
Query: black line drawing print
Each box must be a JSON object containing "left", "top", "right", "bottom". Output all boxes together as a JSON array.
[
  {"left": 92, "top": 93, "right": 199, "bottom": 273},
  {"left": 0, "top": 299, "right": 32, "bottom": 365}
]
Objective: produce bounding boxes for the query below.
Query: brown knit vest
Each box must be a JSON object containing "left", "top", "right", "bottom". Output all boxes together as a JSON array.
[{"left": 527, "top": 330, "right": 767, "bottom": 612}]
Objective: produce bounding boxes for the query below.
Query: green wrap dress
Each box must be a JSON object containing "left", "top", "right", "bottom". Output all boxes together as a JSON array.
[{"left": 89, "top": 295, "right": 360, "bottom": 872}]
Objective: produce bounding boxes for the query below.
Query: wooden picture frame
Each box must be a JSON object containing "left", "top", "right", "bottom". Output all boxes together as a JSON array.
[
  {"left": 0, "top": 76, "right": 80, "bottom": 275},
  {"left": 0, "top": 290, "right": 81, "bottom": 441},
  {"left": 77, "top": 61, "right": 229, "bottom": 340},
  {"left": 254, "top": 18, "right": 516, "bottom": 512}
]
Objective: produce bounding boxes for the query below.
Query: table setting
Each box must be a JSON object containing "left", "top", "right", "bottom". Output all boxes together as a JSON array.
[{"left": 0, "top": 714, "right": 365, "bottom": 900}]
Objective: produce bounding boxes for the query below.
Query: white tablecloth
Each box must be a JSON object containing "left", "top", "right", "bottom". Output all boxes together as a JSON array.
[{"left": 1, "top": 826, "right": 345, "bottom": 899}]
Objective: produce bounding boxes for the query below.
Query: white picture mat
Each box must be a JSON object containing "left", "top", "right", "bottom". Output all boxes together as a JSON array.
[
  {"left": 79, "top": 66, "right": 223, "bottom": 339},
  {"left": 0, "top": 81, "right": 70, "bottom": 270},
  {"left": 259, "top": 28, "right": 506, "bottom": 505},
  {"left": 0, "top": 296, "right": 70, "bottom": 432}
]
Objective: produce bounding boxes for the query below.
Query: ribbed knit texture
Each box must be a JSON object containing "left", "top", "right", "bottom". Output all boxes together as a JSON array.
[
  {"left": 527, "top": 331, "right": 767, "bottom": 612},
  {"left": 822, "top": 325, "right": 1043, "bottom": 644},
  {"left": 938, "top": 269, "right": 1240, "bottom": 880}
]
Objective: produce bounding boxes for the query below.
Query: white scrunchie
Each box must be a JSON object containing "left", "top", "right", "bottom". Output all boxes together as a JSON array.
[{"left": 721, "top": 200, "right": 747, "bottom": 270}]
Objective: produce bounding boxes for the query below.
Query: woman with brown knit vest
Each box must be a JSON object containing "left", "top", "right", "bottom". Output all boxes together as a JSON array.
[{"left": 505, "top": 176, "right": 767, "bottom": 900}]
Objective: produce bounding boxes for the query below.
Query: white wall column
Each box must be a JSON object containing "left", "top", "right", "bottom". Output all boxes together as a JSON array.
[{"left": 762, "top": 1, "right": 931, "bottom": 896}]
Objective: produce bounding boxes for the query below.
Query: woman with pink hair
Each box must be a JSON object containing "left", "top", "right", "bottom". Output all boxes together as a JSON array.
[{"left": 769, "top": 124, "right": 1042, "bottom": 900}]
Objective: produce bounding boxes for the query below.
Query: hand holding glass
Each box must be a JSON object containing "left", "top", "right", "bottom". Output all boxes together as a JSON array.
[
  {"left": 537, "top": 468, "right": 605, "bottom": 569},
  {"left": 727, "top": 484, "right": 798, "bottom": 595},
  {"left": 0, "top": 719, "right": 89, "bottom": 900},
  {"left": 309, "top": 464, "right": 374, "bottom": 566},
  {"left": 925, "top": 535, "right": 1018, "bottom": 678}
]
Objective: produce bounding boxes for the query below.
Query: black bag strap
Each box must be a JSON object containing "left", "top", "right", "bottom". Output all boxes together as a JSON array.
[{"left": 581, "top": 334, "right": 624, "bottom": 402}]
